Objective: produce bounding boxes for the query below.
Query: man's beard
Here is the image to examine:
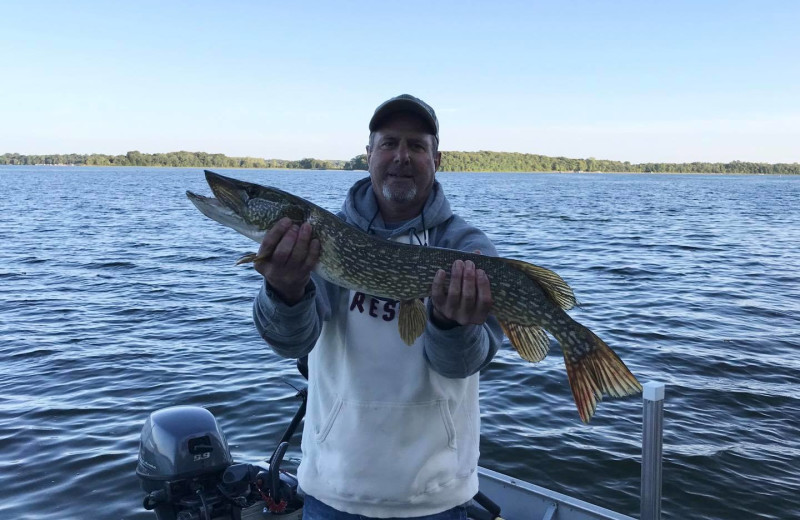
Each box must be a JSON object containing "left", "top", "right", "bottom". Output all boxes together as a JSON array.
[{"left": 382, "top": 181, "right": 417, "bottom": 203}]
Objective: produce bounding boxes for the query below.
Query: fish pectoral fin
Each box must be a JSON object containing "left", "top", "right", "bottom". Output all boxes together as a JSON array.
[
  {"left": 499, "top": 320, "right": 550, "bottom": 363},
  {"left": 561, "top": 327, "right": 643, "bottom": 424},
  {"left": 498, "top": 258, "right": 577, "bottom": 310},
  {"left": 398, "top": 299, "right": 427, "bottom": 346},
  {"left": 235, "top": 251, "right": 267, "bottom": 265},
  {"left": 236, "top": 249, "right": 274, "bottom": 265}
]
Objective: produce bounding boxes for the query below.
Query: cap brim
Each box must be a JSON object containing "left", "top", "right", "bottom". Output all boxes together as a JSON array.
[{"left": 369, "top": 99, "right": 438, "bottom": 137}]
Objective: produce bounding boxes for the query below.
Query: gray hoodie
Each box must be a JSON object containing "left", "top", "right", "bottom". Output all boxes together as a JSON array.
[{"left": 252, "top": 176, "right": 503, "bottom": 516}]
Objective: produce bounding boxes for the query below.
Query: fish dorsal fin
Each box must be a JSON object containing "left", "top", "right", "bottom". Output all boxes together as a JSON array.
[{"left": 498, "top": 258, "right": 577, "bottom": 310}]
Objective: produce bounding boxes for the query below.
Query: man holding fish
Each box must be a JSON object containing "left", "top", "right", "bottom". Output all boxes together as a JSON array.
[{"left": 253, "top": 94, "right": 503, "bottom": 518}]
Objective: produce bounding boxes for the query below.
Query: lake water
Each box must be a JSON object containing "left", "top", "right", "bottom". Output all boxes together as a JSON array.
[{"left": 1, "top": 166, "right": 798, "bottom": 519}]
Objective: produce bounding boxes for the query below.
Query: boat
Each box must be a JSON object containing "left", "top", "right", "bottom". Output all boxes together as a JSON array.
[
  {"left": 136, "top": 358, "right": 664, "bottom": 520},
  {"left": 232, "top": 465, "right": 637, "bottom": 520}
]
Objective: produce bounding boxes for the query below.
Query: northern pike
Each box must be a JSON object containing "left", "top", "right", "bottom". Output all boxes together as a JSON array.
[{"left": 187, "top": 170, "right": 642, "bottom": 422}]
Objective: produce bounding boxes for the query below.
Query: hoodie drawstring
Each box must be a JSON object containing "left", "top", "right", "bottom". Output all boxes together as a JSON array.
[
  {"left": 366, "top": 208, "right": 380, "bottom": 235},
  {"left": 368, "top": 207, "right": 428, "bottom": 247},
  {"left": 408, "top": 210, "right": 428, "bottom": 247}
]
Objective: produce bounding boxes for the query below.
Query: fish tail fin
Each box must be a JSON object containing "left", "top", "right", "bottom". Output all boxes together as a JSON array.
[{"left": 558, "top": 324, "right": 642, "bottom": 423}]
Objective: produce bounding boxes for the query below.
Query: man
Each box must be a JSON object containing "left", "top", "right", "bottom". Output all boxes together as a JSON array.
[{"left": 253, "top": 94, "right": 503, "bottom": 519}]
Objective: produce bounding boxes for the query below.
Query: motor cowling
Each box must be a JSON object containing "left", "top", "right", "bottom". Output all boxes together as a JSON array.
[
  {"left": 137, "top": 406, "right": 233, "bottom": 481},
  {"left": 137, "top": 406, "right": 236, "bottom": 520}
]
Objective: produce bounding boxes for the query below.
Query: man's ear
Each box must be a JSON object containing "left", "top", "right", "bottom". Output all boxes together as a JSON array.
[
  {"left": 434, "top": 151, "right": 442, "bottom": 171},
  {"left": 366, "top": 145, "right": 371, "bottom": 162}
]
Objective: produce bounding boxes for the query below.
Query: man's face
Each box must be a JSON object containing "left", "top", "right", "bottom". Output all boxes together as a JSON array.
[{"left": 367, "top": 112, "right": 441, "bottom": 218}]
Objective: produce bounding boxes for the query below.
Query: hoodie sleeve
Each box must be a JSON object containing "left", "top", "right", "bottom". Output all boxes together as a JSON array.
[
  {"left": 422, "top": 217, "right": 504, "bottom": 378},
  {"left": 252, "top": 273, "right": 332, "bottom": 359},
  {"left": 423, "top": 311, "right": 503, "bottom": 378}
]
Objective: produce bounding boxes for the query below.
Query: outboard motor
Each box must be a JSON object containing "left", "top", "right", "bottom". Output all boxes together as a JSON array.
[
  {"left": 137, "top": 399, "right": 305, "bottom": 519},
  {"left": 136, "top": 406, "right": 239, "bottom": 519}
]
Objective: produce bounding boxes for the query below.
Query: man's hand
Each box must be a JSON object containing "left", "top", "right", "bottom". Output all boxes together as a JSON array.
[
  {"left": 254, "top": 217, "right": 320, "bottom": 305},
  {"left": 430, "top": 257, "right": 493, "bottom": 328}
]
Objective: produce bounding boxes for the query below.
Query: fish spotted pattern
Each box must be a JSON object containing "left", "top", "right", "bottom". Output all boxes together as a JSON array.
[{"left": 187, "top": 170, "right": 642, "bottom": 422}]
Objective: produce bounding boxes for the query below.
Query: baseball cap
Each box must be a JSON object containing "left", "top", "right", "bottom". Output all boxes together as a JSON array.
[{"left": 369, "top": 94, "right": 439, "bottom": 141}]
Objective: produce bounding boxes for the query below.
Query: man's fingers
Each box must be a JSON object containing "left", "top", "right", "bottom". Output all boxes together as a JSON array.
[
  {"left": 473, "top": 269, "right": 493, "bottom": 320},
  {"left": 431, "top": 269, "right": 448, "bottom": 308},
  {"left": 258, "top": 217, "right": 293, "bottom": 259},
  {"left": 289, "top": 222, "right": 313, "bottom": 265},
  {"left": 447, "top": 260, "right": 464, "bottom": 302},
  {"left": 459, "top": 260, "right": 477, "bottom": 312},
  {"left": 303, "top": 238, "right": 321, "bottom": 271},
  {"left": 272, "top": 224, "right": 300, "bottom": 265}
]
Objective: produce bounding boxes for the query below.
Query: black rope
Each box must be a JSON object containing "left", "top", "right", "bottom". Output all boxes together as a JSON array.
[
  {"left": 366, "top": 208, "right": 380, "bottom": 235},
  {"left": 368, "top": 206, "right": 427, "bottom": 247},
  {"left": 409, "top": 209, "right": 428, "bottom": 246}
]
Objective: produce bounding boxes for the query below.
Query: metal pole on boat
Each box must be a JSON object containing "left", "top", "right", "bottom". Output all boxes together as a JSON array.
[{"left": 640, "top": 382, "right": 665, "bottom": 520}]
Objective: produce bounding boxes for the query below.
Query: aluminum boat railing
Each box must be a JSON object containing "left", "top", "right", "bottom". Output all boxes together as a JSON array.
[{"left": 475, "top": 382, "right": 666, "bottom": 520}]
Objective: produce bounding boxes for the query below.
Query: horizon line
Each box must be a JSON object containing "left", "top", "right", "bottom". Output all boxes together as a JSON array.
[{"left": 2, "top": 150, "right": 798, "bottom": 166}]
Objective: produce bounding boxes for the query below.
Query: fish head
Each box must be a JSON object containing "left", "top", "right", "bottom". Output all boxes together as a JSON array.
[{"left": 186, "top": 170, "right": 308, "bottom": 243}]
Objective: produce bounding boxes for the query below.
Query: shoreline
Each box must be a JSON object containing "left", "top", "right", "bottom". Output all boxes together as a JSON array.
[
  {"left": 3, "top": 151, "right": 798, "bottom": 175},
  {"left": 0, "top": 164, "right": 796, "bottom": 175}
]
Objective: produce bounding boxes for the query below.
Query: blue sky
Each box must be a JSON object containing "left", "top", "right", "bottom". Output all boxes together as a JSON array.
[{"left": 1, "top": 1, "right": 798, "bottom": 163}]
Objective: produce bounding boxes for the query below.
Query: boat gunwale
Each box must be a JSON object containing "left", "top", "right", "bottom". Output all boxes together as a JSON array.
[{"left": 477, "top": 466, "right": 637, "bottom": 520}]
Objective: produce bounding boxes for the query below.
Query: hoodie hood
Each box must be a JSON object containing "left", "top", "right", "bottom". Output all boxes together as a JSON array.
[{"left": 342, "top": 177, "right": 453, "bottom": 240}]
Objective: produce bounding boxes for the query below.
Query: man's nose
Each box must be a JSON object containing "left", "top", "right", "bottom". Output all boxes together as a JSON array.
[{"left": 393, "top": 142, "right": 410, "bottom": 164}]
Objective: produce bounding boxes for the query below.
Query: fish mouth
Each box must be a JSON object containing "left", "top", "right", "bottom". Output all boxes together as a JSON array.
[
  {"left": 203, "top": 170, "right": 250, "bottom": 214},
  {"left": 186, "top": 189, "right": 264, "bottom": 242},
  {"left": 186, "top": 190, "right": 237, "bottom": 221}
]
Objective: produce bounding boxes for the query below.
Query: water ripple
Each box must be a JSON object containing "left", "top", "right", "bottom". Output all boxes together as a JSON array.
[{"left": 1, "top": 168, "right": 799, "bottom": 519}]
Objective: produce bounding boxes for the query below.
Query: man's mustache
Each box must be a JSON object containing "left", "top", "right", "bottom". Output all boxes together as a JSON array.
[{"left": 386, "top": 167, "right": 416, "bottom": 177}]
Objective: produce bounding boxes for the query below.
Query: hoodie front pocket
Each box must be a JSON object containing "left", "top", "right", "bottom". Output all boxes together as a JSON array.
[
  {"left": 312, "top": 398, "right": 459, "bottom": 500},
  {"left": 315, "top": 397, "right": 343, "bottom": 443}
]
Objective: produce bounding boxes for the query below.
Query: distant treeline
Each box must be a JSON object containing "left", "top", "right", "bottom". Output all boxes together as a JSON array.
[
  {"left": 435, "top": 151, "right": 800, "bottom": 174},
  {"left": 2, "top": 150, "right": 798, "bottom": 174},
  {"left": 0, "top": 151, "right": 345, "bottom": 170},
  {"left": 347, "top": 152, "right": 799, "bottom": 174}
]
